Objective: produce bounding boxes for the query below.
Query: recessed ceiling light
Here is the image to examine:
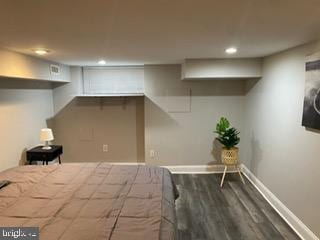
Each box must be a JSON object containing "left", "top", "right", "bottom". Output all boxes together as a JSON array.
[
  {"left": 34, "top": 49, "right": 49, "bottom": 55},
  {"left": 98, "top": 60, "right": 106, "bottom": 65},
  {"left": 225, "top": 47, "right": 237, "bottom": 54}
]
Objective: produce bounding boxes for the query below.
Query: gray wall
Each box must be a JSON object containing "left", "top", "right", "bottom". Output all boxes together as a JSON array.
[
  {"left": 51, "top": 65, "right": 247, "bottom": 165},
  {"left": 0, "top": 86, "right": 53, "bottom": 171},
  {"left": 50, "top": 96, "right": 145, "bottom": 163},
  {"left": 144, "top": 65, "right": 246, "bottom": 165},
  {"left": 242, "top": 41, "right": 320, "bottom": 237}
]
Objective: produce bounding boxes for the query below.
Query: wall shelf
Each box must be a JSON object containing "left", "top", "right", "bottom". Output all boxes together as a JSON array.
[{"left": 76, "top": 93, "right": 144, "bottom": 97}]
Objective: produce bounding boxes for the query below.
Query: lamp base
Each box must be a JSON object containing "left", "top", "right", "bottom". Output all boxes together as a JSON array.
[
  {"left": 42, "top": 141, "right": 52, "bottom": 150},
  {"left": 42, "top": 146, "right": 52, "bottom": 150}
]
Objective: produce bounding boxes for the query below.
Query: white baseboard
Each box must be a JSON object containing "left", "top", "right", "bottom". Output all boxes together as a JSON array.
[
  {"left": 108, "top": 162, "right": 146, "bottom": 165},
  {"left": 241, "top": 164, "right": 319, "bottom": 240},
  {"left": 106, "top": 163, "right": 235, "bottom": 173},
  {"left": 163, "top": 164, "right": 238, "bottom": 174}
]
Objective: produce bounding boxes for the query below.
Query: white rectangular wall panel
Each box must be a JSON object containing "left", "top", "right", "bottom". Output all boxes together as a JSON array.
[{"left": 83, "top": 67, "right": 144, "bottom": 94}]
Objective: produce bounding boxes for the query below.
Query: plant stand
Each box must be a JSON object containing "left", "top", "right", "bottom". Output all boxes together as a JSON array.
[
  {"left": 220, "top": 164, "right": 245, "bottom": 187},
  {"left": 220, "top": 147, "right": 245, "bottom": 187}
]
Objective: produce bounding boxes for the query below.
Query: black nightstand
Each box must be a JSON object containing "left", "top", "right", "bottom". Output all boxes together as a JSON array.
[{"left": 26, "top": 145, "right": 63, "bottom": 165}]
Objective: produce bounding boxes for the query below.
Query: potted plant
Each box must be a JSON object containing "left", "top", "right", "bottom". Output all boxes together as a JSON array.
[{"left": 214, "top": 117, "right": 240, "bottom": 165}]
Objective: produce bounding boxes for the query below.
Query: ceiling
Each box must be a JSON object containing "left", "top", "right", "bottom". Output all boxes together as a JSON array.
[{"left": 1, "top": 0, "right": 320, "bottom": 66}]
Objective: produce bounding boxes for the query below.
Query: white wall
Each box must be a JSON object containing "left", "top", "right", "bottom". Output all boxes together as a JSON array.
[
  {"left": 0, "top": 87, "right": 53, "bottom": 171},
  {"left": 242, "top": 41, "right": 320, "bottom": 238},
  {"left": 0, "top": 49, "right": 67, "bottom": 171},
  {"left": 144, "top": 65, "right": 246, "bottom": 165}
]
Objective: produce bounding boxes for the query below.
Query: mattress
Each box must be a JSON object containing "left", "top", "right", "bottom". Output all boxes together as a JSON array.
[{"left": 0, "top": 163, "right": 178, "bottom": 240}]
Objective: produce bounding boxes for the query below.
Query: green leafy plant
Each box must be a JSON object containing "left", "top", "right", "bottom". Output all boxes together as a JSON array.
[{"left": 214, "top": 117, "right": 240, "bottom": 149}]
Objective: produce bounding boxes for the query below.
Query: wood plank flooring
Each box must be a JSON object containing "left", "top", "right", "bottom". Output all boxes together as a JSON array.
[{"left": 173, "top": 173, "right": 300, "bottom": 240}]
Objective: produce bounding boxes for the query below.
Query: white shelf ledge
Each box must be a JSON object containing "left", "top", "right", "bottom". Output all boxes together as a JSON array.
[{"left": 76, "top": 93, "right": 144, "bottom": 97}]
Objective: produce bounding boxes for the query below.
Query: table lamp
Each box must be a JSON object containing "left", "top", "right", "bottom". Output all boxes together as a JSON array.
[{"left": 40, "top": 128, "right": 54, "bottom": 150}]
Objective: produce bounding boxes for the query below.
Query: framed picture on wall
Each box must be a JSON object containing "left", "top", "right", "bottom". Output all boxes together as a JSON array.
[{"left": 302, "top": 52, "right": 320, "bottom": 130}]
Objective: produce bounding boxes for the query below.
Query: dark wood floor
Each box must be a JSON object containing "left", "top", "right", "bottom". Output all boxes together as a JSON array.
[{"left": 173, "top": 173, "right": 300, "bottom": 240}]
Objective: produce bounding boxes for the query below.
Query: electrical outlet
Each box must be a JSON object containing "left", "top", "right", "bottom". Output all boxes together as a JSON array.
[
  {"left": 150, "top": 149, "right": 155, "bottom": 158},
  {"left": 103, "top": 144, "right": 108, "bottom": 152}
]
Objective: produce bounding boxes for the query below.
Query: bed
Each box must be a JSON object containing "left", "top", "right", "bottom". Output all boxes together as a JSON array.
[{"left": 0, "top": 163, "right": 178, "bottom": 240}]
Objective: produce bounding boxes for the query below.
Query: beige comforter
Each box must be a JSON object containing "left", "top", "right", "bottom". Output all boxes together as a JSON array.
[{"left": 0, "top": 163, "right": 177, "bottom": 240}]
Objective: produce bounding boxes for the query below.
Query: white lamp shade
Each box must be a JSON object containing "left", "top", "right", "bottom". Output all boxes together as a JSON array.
[{"left": 40, "top": 128, "right": 54, "bottom": 142}]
